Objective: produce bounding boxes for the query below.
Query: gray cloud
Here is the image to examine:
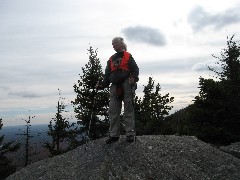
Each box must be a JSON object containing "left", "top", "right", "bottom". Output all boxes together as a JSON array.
[
  {"left": 8, "top": 91, "right": 41, "bottom": 98},
  {"left": 122, "top": 26, "right": 166, "bottom": 46},
  {"left": 191, "top": 62, "right": 209, "bottom": 72},
  {"left": 191, "top": 59, "right": 222, "bottom": 72},
  {"left": 139, "top": 57, "right": 205, "bottom": 75},
  {"left": 0, "top": 86, "right": 9, "bottom": 91},
  {"left": 188, "top": 6, "right": 240, "bottom": 32}
]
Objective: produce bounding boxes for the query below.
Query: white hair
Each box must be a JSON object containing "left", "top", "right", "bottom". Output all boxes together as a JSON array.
[{"left": 112, "top": 37, "right": 127, "bottom": 51}]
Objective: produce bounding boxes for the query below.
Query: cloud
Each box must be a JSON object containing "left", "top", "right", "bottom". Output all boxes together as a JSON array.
[
  {"left": 8, "top": 91, "right": 41, "bottom": 98},
  {"left": 139, "top": 57, "right": 204, "bottom": 75},
  {"left": 188, "top": 6, "right": 240, "bottom": 32},
  {"left": 122, "top": 26, "right": 166, "bottom": 46},
  {"left": 0, "top": 86, "right": 9, "bottom": 91},
  {"left": 192, "top": 62, "right": 209, "bottom": 72},
  {"left": 192, "top": 59, "right": 222, "bottom": 72}
]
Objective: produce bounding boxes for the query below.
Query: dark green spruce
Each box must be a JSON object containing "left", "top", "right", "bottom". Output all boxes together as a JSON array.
[
  {"left": 44, "top": 89, "right": 77, "bottom": 157},
  {"left": 72, "top": 46, "right": 110, "bottom": 141},
  {"left": 0, "top": 118, "right": 20, "bottom": 179},
  {"left": 164, "top": 35, "right": 240, "bottom": 145},
  {"left": 134, "top": 77, "right": 174, "bottom": 135}
]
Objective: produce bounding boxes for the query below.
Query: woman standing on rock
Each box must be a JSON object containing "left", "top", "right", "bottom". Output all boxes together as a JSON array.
[{"left": 96, "top": 37, "right": 139, "bottom": 144}]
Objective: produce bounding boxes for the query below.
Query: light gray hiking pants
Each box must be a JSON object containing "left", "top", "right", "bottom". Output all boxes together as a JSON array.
[{"left": 109, "top": 79, "right": 136, "bottom": 137}]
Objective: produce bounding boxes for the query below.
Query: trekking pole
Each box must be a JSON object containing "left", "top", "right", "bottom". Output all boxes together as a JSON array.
[
  {"left": 129, "top": 77, "right": 137, "bottom": 142},
  {"left": 84, "top": 82, "right": 100, "bottom": 151},
  {"left": 129, "top": 77, "right": 135, "bottom": 107},
  {"left": 86, "top": 84, "right": 98, "bottom": 142}
]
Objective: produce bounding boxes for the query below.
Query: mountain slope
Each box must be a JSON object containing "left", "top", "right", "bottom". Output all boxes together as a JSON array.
[{"left": 6, "top": 135, "right": 240, "bottom": 180}]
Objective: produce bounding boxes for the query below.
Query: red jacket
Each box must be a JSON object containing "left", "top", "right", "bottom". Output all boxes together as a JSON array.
[{"left": 110, "top": 51, "right": 131, "bottom": 72}]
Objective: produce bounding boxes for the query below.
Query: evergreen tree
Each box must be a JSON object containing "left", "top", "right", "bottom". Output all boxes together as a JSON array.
[
  {"left": 44, "top": 89, "right": 76, "bottom": 157},
  {"left": 16, "top": 115, "right": 36, "bottom": 166},
  {"left": 135, "top": 77, "right": 174, "bottom": 135},
  {"left": 209, "top": 35, "right": 240, "bottom": 136},
  {"left": 0, "top": 118, "right": 20, "bottom": 179},
  {"left": 170, "top": 35, "right": 240, "bottom": 145},
  {"left": 192, "top": 35, "right": 240, "bottom": 144},
  {"left": 72, "top": 46, "right": 109, "bottom": 141}
]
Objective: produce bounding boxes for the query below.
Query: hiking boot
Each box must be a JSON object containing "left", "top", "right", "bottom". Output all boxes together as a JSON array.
[
  {"left": 126, "top": 135, "right": 135, "bottom": 143},
  {"left": 106, "top": 137, "right": 119, "bottom": 144}
]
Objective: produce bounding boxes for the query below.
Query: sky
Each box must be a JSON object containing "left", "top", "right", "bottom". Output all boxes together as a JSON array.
[{"left": 1, "top": 0, "right": 240, "bottom": 126}]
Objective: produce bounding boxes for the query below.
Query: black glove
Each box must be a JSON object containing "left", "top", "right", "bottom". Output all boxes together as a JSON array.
[
  {"left": 129, "top": 77, "right": 135, "bottom": 85},
  {"left": 95, "top": 82, "right": 104, "bottom": 90}
]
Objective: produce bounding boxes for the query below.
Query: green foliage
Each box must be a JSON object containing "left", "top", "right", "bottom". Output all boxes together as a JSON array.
[
  {"left": 135, "top": 77, "right": 174, "bottom": 135},
  {"left": 16, "top": 116, "right": 35, "bottom": 166},
  {"left": 44, "top": 90, "right": 77, "bottom": 157},
  {"left": 17, "top": 115, "right": 47, "bottom": 166},
  {"left": 166, "top": 35, "right": 240, "bottom": 145},
  {"left": 161, "top": 106, "right": 193, "bottom": 135},
  {"left": 72, "top": 46, "right": 109, "bottom": 141},
  {"left": 194, "top": 36, "right": 240, "bottom": 145},
  {"left": 0, "top": 118, "right": 20, "bottom": 179}
]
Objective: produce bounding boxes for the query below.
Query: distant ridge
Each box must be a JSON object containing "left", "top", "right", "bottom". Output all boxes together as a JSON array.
[
  {"left": 2, "top": 124, "right": 50, "bottom": 169},
  {"left": 1, "top": 124, "right": 49, "bottom": 143}
]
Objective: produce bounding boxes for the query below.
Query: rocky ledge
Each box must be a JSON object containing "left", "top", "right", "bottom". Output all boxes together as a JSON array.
[{"left": 7, "top": 135, "right": 240, "bottom": 180}]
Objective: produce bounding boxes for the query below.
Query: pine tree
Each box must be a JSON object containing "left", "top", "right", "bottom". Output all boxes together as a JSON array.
[
  {"left": 72, "top": 46, "right": 109, "bottom": 141},
  {"left": 135, "top": 77, "right": 174, "bottom": 135},
  {"left": 156, "top": 35, "right": 240, "bottom": 145},
  {"left": 16, "top": 115, "right": 36, "bottom": 166},
  {"left": 0, "top": 118, "right": 20, "bottom": 179},
  {"left": 192, "top": 35, "right": 240, "bottom": 144},
  {"left": 210, "top": 35, "right": 240, "bottom": 133},
  {"left": 44, "top": 89, "right": 76, "bottom": 157}
]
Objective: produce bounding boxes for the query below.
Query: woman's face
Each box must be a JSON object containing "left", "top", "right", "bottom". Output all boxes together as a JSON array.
[{"left": 112, "top": 41, "right": 122, "bottom": 52}]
